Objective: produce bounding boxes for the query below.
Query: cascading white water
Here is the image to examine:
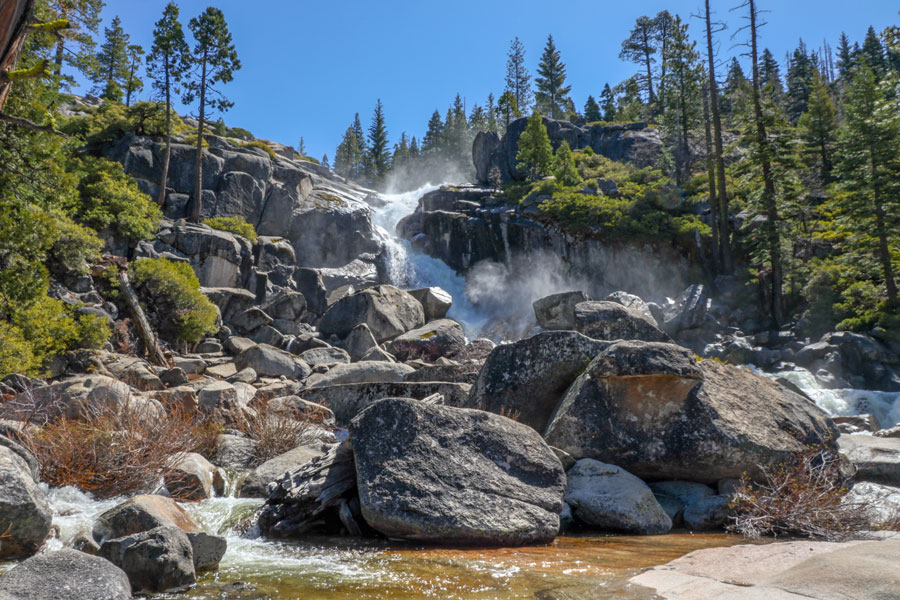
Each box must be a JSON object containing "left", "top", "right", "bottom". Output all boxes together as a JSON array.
[
  {"left": 772, "top": 367, "right": 900, "bottom": 428},
  {"left": 372, "top": 183, "right": 489, "bottom": 337}
]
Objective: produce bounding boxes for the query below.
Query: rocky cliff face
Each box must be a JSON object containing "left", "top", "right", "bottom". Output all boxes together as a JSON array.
[
  {"left": 107, "top": 134, "right": 385, "bottom": 275},
  {"left": 398, "top": 185, "right": 702, "bottom": 302},
  {"left": 473, "top": 117, "right": 662, "bottom": 185}
]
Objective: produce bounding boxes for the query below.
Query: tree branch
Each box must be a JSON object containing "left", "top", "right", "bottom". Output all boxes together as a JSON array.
[{"left": 0, "top": 111, "right": 66, "bottom": 135}]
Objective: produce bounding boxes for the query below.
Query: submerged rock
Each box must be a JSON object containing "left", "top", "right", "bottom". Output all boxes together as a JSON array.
[
  {"left": 0, "top": 548, "right": 131, "bottom": 600},
  {"left": 564, "top": 459, "right": 671, "bottom": 535},
  {"left": 350, "top": 397, "right": 566, "bottom": 546},
  {"left": 98, "top": 525, "right": 196, "bottom": 593},
  {"left": 545, "top": 342, "right": 837, "bottom": 483}
]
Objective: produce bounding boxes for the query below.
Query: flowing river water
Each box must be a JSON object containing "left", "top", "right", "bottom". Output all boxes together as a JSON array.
[{"left": 4, "top": 185, "right": 897, "bottom": 598}]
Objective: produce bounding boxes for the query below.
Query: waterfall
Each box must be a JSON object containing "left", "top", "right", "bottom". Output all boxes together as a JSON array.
[{"left": 372, "top": 183, "right": 489, "bottom": 337}]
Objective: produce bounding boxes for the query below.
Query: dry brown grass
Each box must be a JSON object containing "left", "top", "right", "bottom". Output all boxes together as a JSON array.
[
  {"left": 728, "top": 444, "right": 871, "bottom": 541},
  {"left": 237, "top": 398, "right": 317, "bottom": 463},
  {"left": 499, "top": 405, "right": 522, "bottom": 422},
  {"left": 17, "top": 399, "right": 211, "bottom": 499}
]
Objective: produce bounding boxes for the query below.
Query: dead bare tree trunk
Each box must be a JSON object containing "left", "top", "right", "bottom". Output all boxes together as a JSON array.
[{"left": 118, "top": 270, "right": 169, "bottom": 367}]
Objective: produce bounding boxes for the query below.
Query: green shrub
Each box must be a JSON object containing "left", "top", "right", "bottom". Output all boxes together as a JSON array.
[
  {"left": 48, "top": 215, "right": 103, "bottom": 276},
  {"left": 74, "top": 157, "right": 161, "bottom": 243},
  {"left": 0, "top": 321, "right": 37, "bottom": 377},
  {"left": 241, "top": 140, "right": 277, "bottom": 160},
  {"left": 132, "top": 258, "right": 218, "bottom": 344},
  {"left": 227, "top": 127, "right": 254, "bottom": 140},
  {"left": 0, "top": 297, "right": 111, "bottom": 377},
  {"left": 204, "top": 216, "right": 258, "bottom": 243}
]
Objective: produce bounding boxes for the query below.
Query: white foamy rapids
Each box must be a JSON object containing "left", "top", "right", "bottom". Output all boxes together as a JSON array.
[
  {"left": 773, "top": 366, "right": 900, "bottom": 428},
  {"left": 373, "top": 183, "right": 489, "bottom": 338}
]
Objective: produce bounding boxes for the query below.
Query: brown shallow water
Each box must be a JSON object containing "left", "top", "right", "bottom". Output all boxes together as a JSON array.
[{"left": 172, "top": 532, "right": 743, "bottom": 600}]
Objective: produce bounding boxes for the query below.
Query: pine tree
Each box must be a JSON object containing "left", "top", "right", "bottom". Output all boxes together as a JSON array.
[
  {"left": 534, "top": 34, "right": 572, "bottom": 119},
  {"left": 48, "top": 0, "right": 104, "bottom": 85},
  {"left": 486, "top": 92, "right": 499, "bottom": 133},
  {"left": 516, "top": 111, "right": 553, "bottom": 181},
  {"left": 835, "top": 64, "right": 900, "bottom": 304},
  {"left": 583, "top": 95, "right": 601, "bottom": 122},
  {"left": 654, "top": 10, "right": 676, "bottom": 112},
  {"left": 392, "top": 132, "right": 410, "bottom": 170},
  {"left": 660, "top": 14, "right": 701, "bottom": 184},
  {"left": 409, "top": 136, "right": 420, "bottom": 160},
  {"left": 600, "top": 83, "right": 616, "bottom": 121},
  {"left": 146, "top": 1, "right": 189, "bottom": 207},
  {"left": 322, "top": 154, "right": 330, "bottom": 169},
  {"left": 798, "top": 70, "right": 837, "bottom": 182},
  {"left": 722, "top": 56, "right": 747, "bottom": 118},
  {"left": 334, "top": 124, "right": 361, "bottom": 179},
  {"left": 297, "top": 137, "right": 307, "bottom": 156},
  {"left": 505, "top": 37, "right": 533, "bottom": 112},
  {"left": 497, "top": 90, "right": 521, "bottom": 130},
  {"left": 443, "top": 93, "right": 468, "bottom": 161},
  {"left": 620, "top": 16, "right": 658, "bottom": 104},
  {"left": 422, "top": 109, "right": 444, "bottom": 155},
  {"left": 352, "top": 113, "right": 366, "bottom": 177},
  {"left": 367, "top": 99, "right": 390, "bottom": 182},
  {"left": 759, "top": 48, "right": 784, "bottom": 98},
  {"left": 93, "top": 15, "right": 130, "bottom": 102},
  {"left": 861, "top": 26, "right": 887, "bottom": 80},
  {"left": 836, "top": 32, "right": 856, "bottom": 81},
  {"left": 469, "top": 104, "right": 488, "bottom": 134},
  {"left": 183, "top": 7, "right": 241, "bottom": 222},
  {"left": 551, "top": 140, "right": 580, "bottom": 186},
  {"left": 744, "top": 0, "right": 785, "bottom": 325},
  {"left": 786, "top": 43, "right": 814, "bottom": 123},
  {"left": 123, "top": 44, "right": 143, "bottom": 107}
]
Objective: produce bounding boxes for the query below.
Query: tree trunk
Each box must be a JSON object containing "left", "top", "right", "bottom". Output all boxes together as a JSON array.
[
  {"left": 871, "top": 148, "right": 898, "bottom": 303},
  {"left": 749, "top": 0, "right": 784, "bottom": 326},
  {"left": 702, "top": 78, "right": 720, "bottom": 271},
  {"left": 156, "top": 53, "right": 171, "bottom": 207},
  {"left": 643, "top": 43, "right": 656, "bottom": 104},
  {"left": 190, "top": 56, "right": 207, "bottom": 223},
  {"left": 705, "top": 0, "right": 733, "bottom": 273},
  {"left": 118, "top": 270, "right": 168, "bottom": 367},
  {"left": 0, "top": 0, "right": 33, "bottom": 111}
]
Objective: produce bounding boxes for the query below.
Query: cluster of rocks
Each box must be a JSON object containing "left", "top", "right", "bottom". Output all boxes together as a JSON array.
[{"left": 251, "top": 287, "right": 851, "bottom": 546}]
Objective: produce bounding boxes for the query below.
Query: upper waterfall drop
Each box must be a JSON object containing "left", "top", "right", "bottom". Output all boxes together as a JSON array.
[{"left": 371, "top": 182, "right": 489, "bottom": 337}]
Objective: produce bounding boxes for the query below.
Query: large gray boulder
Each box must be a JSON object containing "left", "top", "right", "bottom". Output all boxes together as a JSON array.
[
  {"left": 302, "top": 381, "right": 471, "bottom": 423},
  {"left": 234, "top": 344, "right": 311, "bottom": 379},
  {"left": 573, "top": 301, "right": 670, "bottom": 343},
  {"left": 350, "top": 398, "right": 566, "bottom": 546},
  {"left": 92, "top": 495, "right": 201, "bottom": 543},
  {"left": 0, "top": 549, "right": 131, "bottom": 600},
  {"left": 564, "top": 459, "right": 671, "bottom": 535},
  {"left": 533, "top": 291, "right": 590, "bottom": 330},
  {"left": 464, "top": 331, "right": 608, "bottom": 432},
  {"left": 11, "top": 375, "right": 131, "bottom": 421},
  {"left": 98, "top": 525, "right": 196, "bottom": 593},
  {"left": 305, "top": 361, "right": 415, "bottom": 388},
  {"left": 238, "top": 442, "right": 332, "bottom": 498},
  {"left": 0, "top": 446, "right": 52, "bottom": 559},
  {"left": 388, "top": 319, "right": 466, "bottom": 362},
  {"left": 408, "top": 287, "right": 453, "bottom": 321},
  {"left": 545, "top": 341, "right": 838, "bottom": 483},
  {"left": 318, "top": 285, "right": 425, "bottom": 343}
]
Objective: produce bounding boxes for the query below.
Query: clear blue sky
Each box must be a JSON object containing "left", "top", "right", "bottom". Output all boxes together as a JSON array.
[{"left": 76, "top": 1, "right": 899, "bottom": 160}]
